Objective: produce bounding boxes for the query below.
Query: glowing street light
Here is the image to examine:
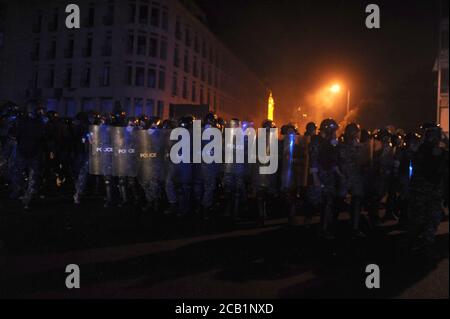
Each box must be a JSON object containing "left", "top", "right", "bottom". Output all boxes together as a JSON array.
[
  {"left": 330, "top": 84, "right": 341, "bottom": 93},
  {"left": 329, "top": 83, "right": 350, "bottom": 117}
]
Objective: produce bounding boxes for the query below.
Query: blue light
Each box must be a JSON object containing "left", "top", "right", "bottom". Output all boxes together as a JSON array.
[{"left": 409, "top": 160, "right": 413, "bottom": 180}]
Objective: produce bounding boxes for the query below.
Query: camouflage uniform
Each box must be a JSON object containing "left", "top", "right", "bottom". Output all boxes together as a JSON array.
[{"left": 406, "top": 143, "right": 447, "bottom": 245}]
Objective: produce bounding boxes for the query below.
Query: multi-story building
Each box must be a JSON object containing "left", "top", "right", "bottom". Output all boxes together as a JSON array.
[
  {"left": 0, "top": 0, "right": 267, "bottom": 122},
  {"left": 435, "top": 1, "right": 449, "bottom": 135}
]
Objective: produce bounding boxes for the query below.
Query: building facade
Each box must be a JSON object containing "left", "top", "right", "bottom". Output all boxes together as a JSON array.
[
  {"left": 435, "top": 1, "right": 449, "bottom": 135},
  {"left": 0, "top": 0, "right": 267, "bottom": 122}
]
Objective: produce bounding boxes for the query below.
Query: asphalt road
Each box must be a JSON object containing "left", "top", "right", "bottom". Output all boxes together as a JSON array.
[{"left": 0, "top": 188, "right": 448, "bottom": 299}]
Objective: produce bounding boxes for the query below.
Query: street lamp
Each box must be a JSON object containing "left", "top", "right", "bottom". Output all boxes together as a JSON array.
[{"left": 329, "top": 83, "right": 350, "bottom": 117}]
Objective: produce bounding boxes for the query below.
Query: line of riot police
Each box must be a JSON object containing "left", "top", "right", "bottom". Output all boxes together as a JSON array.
[{"left": 0, "top": 100, "right": 448, "bottom": 253}]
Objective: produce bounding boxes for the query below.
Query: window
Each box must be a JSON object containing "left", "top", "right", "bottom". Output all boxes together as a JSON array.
[
  {"left": 208, "top": 66, "right": 212, "bottom": 85},
  {"left": 102, "top": 66, "right": 110, "bottom": 86},
  {"left": 193, "top": 56, "right": 198, "bottom": 77},
  {"left": 182, "top": 78, "right": 188, "bottom": 99},
  {"left": 147, "top": 68, "right": 156, "bottom": 88},
  {"left": 172, "top": 72, "right": 178, "bottom": 96},
  {"left": 84, "top": 36, "right": 93, "bottom": 57},
  {"left": 185, "top": 27, "right": 191, "bottom": 47},
  {"left": 33, "top": 12, "right": 42, "bottom": 33},
  {"left": 82, "top": 98, "right": 95, "bottom": 112},
  {"left": 100, "top": 98, "right": 113, "bottom": 113},
  {"left": 174, "top": 45, "right": 180, "bottom": 67},
  {"left": 175, "top": 17, "right": 181, "bottom": 39},
  {"left": 441, "top": 68, "right": 449, "bottom": 94},
  {"left": 48, "top": 8, "right": 58, "bottom": 32},
  {"left": 157, "top": 101, "right": 164, "bottom": 117},
  {"left": 127, "top": 34, "right": 134, "bottom": 54},
  {"left": 31, "top": 42, "right": 40, "bottom": 60},
  {"left": 134, "top": 98, "right": 144, "bottom": 116},
  {"left": 160, "top": 39, "right": 167, "bottom": 60},
  {"left": 65, "top": 38, "right": 74, "bottom": 58},
  {"left": 158, "top": 69, "right": 165, "bottom": 91},
  {"left": 149, "top": 37, "right": 158, "bottom": 57},
  {"left": 48, "top": 41, "right": 56, "bottom": 59},
  {"left": 139, "top": 5, "right": 148, "bottom": 24},
  {"left": 151, "top": 7, "right": 160, "bottom": 27},
  {"left": 81, "top": 66, "right": 90, "bottom": 87},
  {"left": 128, "top": 4, "right": 136, "bottom": 23},
  {"left": 162, "top": 9, "right": 169, "bottom": 30},
  {"left": 65, "top": 68, "right": 72, "bottom": 87},
  {"left": 201, "top": 63, "right": 205, "bottom": 81},
  {"left": 184, "top": 51, "right": 189, "bottom": 73},
  {"left": 103, "top": 5, "right": 114, "bottom": 26},
  {"left": 194, "top": 34, "right": 199, "bottom": 53},
  {"left": 87, "top": 7, "right": 95, "bottom": 27},
  {"left": 200, "top": 85, "right": 204, "bottom": 104},
  {"left": 191, "top": 81, "right": 196, "bottom": 102},
  {"left": 202, "top": 40, "right": 207, "bottom": 58},
  {"left": 125, "top": 98, "right": 132, "bottom": 115},
  {"left": 137, "top": 36, "right": 146, "bottom": 55},
  {"left": 32, "top": 69, "right": 39, "bottom": 88},
  {"left": 442, "top": 30, "right": 449, "bottom": 49},
  {"left": 135, "top": 67, "right": 145, "bottom": 86},
  {"left": 145, "top": 99, "right": 155, "bottom": 115},
  {"left": 125, "top": 66, "right": 133, "bottom": 85},
  {"left": 102, "top": 35, "right": 112, "bottom": 56},
  {"left": 65, "top": 98, "right": 76, "bottom": 118}
]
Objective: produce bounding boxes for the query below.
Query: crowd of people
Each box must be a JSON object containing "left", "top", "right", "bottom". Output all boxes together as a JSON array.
[{"left": 0, "top": 100, "right": 448, "bottom": 253}]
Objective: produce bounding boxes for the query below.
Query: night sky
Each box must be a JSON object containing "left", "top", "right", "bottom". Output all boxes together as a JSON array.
[{"left": 196, "top": 0, "right": 445, "bottom": 130}]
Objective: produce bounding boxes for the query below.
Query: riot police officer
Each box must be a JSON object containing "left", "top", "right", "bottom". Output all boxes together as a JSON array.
[
  {"left": 193, "top": 112, "right": 221, "bottom": 220},
  {"left": 253, "top": 119, "right": 279, "bottom": 226},
  {"left": 337, "top": 123, "right": 366, "bottom": 238},
  {"left": 404, "top": 123, "right": 448, "bottom": 251},
  {"left": 367, "top": 128, "right": 395, "bottom": 226},
  {"left": 309, "top": 118, "right": 341, "bottom": 239},
  {"left": 280, "top": 123, "right": 300, "bottom": 225},
  {"left": 14, "top": 101, "right": 47, "bottom": 210},
  {"left": 164, "top": 115, "right": 194, "bottom": 216},
  {"left": 137, "top": 116, "right": 164, "bottom": 214}
]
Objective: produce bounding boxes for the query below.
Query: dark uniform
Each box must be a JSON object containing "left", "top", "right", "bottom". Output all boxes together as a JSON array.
[
  {"left": 72, "top": 112, "right": 91, "bottom": 204},
  {"left": 405, "top": 124, "right": 448, "bottom": 250},
  {"left": 14, "top": 107, "right": 47, "bottom": 209},
  {"left": 309, "top": 119, "right": 340, "bottom": 239},
  {"left": 337, "top": 123, "right": 366, "bottom": 237},
  {"left": 193, "top": 112, "right": 221, "bottom": 220}
]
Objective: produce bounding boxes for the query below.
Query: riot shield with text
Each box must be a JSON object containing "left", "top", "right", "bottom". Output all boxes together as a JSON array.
[
  {"left": 89, "top": 125, "right": 113, "bottom": 176},
  {"left": 111, "top": 126, "right": 137, "bottom": 177},
  {"left": 135, "top": 128, "right": 164, "bottom": 181}
]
